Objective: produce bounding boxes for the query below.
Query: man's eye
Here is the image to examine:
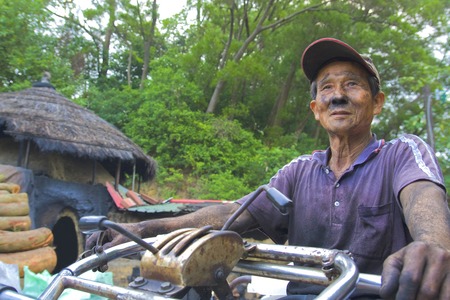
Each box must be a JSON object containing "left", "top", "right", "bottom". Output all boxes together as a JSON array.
[
  {"left": 320, "top": 85, "right": 332, "bottom": 90},
  {"left": 347, "top": 81, "right": 358, "bottom": 86}
]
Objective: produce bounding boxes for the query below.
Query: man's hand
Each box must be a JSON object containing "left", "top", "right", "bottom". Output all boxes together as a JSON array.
[
  {"left": 84, "top": 203, "right": 254, "bottom": 252},
  {"left": 380, "top": 241, "right": 450, "bottom": 299},
  {"left": 85, "top": 223, "right": 141, "bottom": 250}
]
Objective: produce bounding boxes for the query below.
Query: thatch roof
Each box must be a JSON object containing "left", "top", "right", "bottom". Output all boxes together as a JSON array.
[{"left": 0, "top": 85, "right": 156, "bottom": 181}]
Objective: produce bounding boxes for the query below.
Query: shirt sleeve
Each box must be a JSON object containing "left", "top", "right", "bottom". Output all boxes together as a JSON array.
[{"left": 392, "top": 134, "right": 446, "bottom": 198}]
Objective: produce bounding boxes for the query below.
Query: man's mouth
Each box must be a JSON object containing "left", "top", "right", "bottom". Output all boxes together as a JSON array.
[{"left": 330, "top": 110, "right": 350, "bottom": 116}]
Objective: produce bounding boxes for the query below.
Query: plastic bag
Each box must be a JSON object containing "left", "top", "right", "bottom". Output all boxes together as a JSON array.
[
  {"left": 0, "top": 262, "right": 21, "bottom": 292},
  {"left": 23, "top": 266, "right": 113, "bottom": 299}
]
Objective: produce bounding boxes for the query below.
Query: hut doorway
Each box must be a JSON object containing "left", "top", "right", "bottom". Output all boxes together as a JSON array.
[{"left": 52, "top": 209, "right": 83, "bottom": 273}]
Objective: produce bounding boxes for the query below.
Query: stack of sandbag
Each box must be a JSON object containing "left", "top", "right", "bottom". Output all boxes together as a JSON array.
[{"left": 0, "top": 182, "right": 57, "bottom": 277}]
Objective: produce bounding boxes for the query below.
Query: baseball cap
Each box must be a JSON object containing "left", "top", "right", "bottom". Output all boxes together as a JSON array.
[{"left": 301, "top": 38, "right": 380, "bottom": 86}]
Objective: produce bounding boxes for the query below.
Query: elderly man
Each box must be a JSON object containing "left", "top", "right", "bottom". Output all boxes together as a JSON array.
[{"left": 87, "top": 38, "right": 450, "bottom": 299}]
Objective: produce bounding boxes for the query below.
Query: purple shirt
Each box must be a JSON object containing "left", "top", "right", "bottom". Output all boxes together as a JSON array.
[{"left": 237, "top": 134, "right": 445, "bottom": 279}]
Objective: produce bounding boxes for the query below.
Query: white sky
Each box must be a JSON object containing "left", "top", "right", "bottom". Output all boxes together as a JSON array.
[
  {"left": 158, "top": 0, "right": 187, "bottom": 20},
  {"left": 71, "top": 1, "right": 186, "bottom": 20}
]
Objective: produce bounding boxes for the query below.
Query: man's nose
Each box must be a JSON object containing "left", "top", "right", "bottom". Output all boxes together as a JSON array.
[
  {"left": 331, "top": 95, "right": 349, "bottom": 106},
  {"left": 329, "top": 86, "right": 348, "bottom": 105}
]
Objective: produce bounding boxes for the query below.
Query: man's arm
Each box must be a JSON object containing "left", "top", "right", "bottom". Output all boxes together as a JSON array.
[
  {"left": 138, "top": 202, "right": 258, "bottom": 237},
  {"left": 380, "top": 180, "right": 450, "bottom": 299},
  {"left": 86, "top": 202, "right": 258, "bottom": 250}
]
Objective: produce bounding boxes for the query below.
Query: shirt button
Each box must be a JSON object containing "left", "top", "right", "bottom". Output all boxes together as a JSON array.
[
  {"left": 335, "top": 183, "right": 340, "bottom": 188},
  {"left": 334, "top": 201, "right": 340, "bottom": 207},
  {"left": 325, "top": 168, "right": 330, "bottom": 174}
]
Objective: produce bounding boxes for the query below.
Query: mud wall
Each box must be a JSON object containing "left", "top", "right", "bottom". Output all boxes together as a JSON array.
[{"left": 31, "top": 176, "right": 115, "bottom": 272}]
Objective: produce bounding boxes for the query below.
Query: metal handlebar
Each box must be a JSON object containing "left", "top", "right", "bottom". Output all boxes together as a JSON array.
[
  {"left": 0, "top": 234, "right": 381, "bottom": 300},
  {"left": 236, "top": 243, "right": 381, "bottom": 299}
]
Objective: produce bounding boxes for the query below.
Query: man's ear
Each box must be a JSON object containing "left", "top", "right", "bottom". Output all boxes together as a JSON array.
[
  {"left": 310, "top": 100, "right": 320, "bottom": 120},
  {"left": 373, "top": 92, "right": 385, "bottom": 115}
]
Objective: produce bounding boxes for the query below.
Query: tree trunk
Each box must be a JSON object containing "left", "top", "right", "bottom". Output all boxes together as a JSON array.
[
  {"left": 268, "top": 57, "right": 299, "bottom": 127},
  {"left": 140, "top": 0, "right": 158, "bottom": 89},
  {"left": 127, "top": 46, "right": 133, "bottom": 87},
  {"left": 99, "top": 0, "right": 117, "bottom": 81},
  {"left": 207, "top": 80, "right": 226, "bottom": 113},
  {"left": 423, "top": 85, "right": 435, "bottom": 150},
  {"left": 294, "top": 110, "right": 312, "bottom": 138},
  {"left": 206, "top": 4, "right": 235, "bottom": 113},
  {"left": 206, "top": 0, "right": 323, "bottom": 113}
]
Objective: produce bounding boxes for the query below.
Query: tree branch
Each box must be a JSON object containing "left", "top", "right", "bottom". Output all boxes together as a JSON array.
[{"left": 259, "top": 1, "right": 332, "bottom": 32}]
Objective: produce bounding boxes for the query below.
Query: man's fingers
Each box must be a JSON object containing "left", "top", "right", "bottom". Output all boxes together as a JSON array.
[
  {"left": 382, "top": 242, "right": 450, "bottom": 300},
  {"left": 85, "top": 232, "right": 100, "bottom": 250},
  {"left": 380, "top": 250, "right": 403, "bottom": 299},
  {"left": 439, "top": 274, "right": 450, "bottom": 300},
  {"left": 415, "top": 248, "right": 447, "bottom": 299},
  {"left": 394, "top": 243, "right": 428, "bottom": 299}
]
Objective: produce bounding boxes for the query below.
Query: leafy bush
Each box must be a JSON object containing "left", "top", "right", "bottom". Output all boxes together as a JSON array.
[
  {"left": 77, "top": 64, "right": 329, "bottom": 200},
  {"left": 125, "top": 94, "right": 322, "bottom": 199}
]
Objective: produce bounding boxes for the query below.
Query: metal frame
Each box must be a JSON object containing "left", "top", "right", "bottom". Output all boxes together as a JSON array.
[{"left": 0, "top": 235, "right": 381, "bottom": 300}]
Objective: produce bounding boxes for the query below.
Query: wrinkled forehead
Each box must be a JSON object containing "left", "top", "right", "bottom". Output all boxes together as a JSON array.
[{"left": 316, "top": 60, "right": 371, "bottom": 82}]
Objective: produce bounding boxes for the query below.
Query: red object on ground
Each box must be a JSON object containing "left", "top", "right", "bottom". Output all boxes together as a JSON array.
[
  {"left": 140, "top": 193, "right": 161, "bottom": 205},
  {"left": 121, "top": 197, "right": 137, "bottom": 209},
  {"left": 169, "top": 199, "right": 226, "bottom": 204},
  {"left": 105, "top": 182, "right": 125, "bottom": 209},
  {"left": 126, "top": 190, "right": 146, "bottom": 206}
]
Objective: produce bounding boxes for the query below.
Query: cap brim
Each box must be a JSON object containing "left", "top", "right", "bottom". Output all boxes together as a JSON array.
[{"left": 301, "top": 38, "right": 376, "bottom": 82}]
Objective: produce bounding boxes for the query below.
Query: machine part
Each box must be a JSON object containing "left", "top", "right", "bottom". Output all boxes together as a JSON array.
[
  {"left": 235, "top": 243, "right": 366, "bottom": 300},
  {"left": 128, "top": 277, "right": 188, "bottom": 298},
  {"left": 221, "top": 185, "right": 292, "bottom": 231},
  {"left": 141, "top": 228, "right": 244, "bottom": 287},
  {"left": 0, "top": 214, "right": 382, "bottom": 300}
]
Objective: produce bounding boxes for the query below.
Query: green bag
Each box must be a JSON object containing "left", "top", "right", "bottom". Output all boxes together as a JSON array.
[{"left": 23, "top": 266, "right": 113, "bottom": 299}]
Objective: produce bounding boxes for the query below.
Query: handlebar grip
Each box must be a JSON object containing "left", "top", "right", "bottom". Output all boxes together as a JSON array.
[
  {"left": 265, "top": 187, "right": 293, "bottom": 214},
  {"left": 79, "top": 216, "right": 108, "bottom": 234}
]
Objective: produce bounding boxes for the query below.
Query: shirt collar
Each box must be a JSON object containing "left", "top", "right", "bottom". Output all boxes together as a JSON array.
[{"left": 312, "top": 134, "right": 385, "bottom": 167}]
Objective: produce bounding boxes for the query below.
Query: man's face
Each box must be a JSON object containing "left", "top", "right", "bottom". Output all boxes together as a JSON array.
[{"left": 310, "top": 61, "right": 384, "bottom": 137}]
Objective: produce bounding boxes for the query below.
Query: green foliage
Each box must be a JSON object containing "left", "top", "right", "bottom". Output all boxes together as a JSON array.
[
  {"left": 192, "top": 171, "right": 251, "bottom": 201},
  {"left": 0, "top": 0, "right": 76, "bottom": 90},
  {"left": 123, "top": 76, "right": 311, "bottom": 198},
  {"left": 0, "top": 0, "right": 448, "bottom": 200},
  {"left": 77, "top": 86, "right": 144, "bottom": 130}
]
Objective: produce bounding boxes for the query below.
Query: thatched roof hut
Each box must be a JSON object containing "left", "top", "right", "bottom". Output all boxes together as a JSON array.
[{"left": 0, "top": 82, "right": 156, "bottom": 182}]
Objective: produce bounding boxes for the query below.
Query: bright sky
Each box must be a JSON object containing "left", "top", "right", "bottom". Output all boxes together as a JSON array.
[
  {"left": 72, "top": 1, "right": 186, "bottom": 20},
  {"left": 158, "top": 0, "right": 187, "bottom": 20}
]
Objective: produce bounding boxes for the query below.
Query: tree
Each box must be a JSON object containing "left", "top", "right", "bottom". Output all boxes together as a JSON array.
[
  {"left": 0, "top": 0, "right": 74, "bottom": 91},
  {"left": 1, "top": 0, "right": 448, "bottom": 196},
  {"left": 205, "top": 0, "right": 330, "bottom": 113}
]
